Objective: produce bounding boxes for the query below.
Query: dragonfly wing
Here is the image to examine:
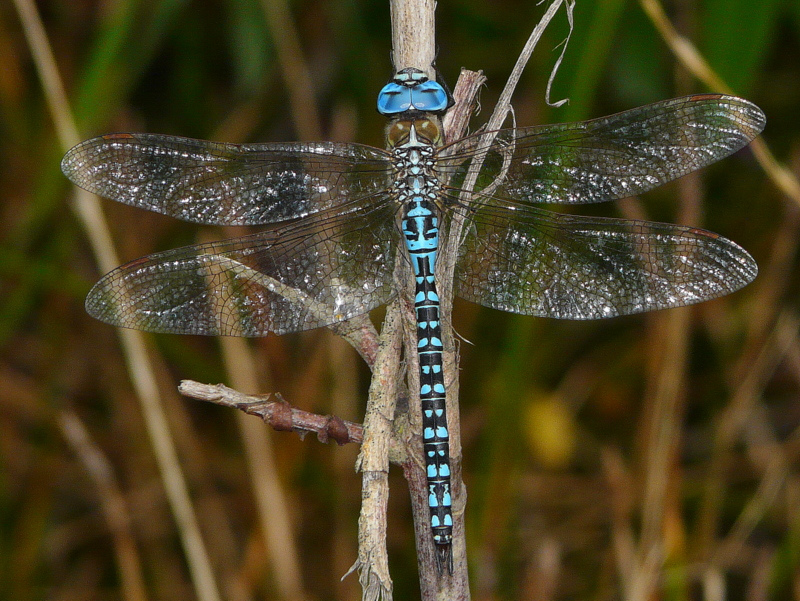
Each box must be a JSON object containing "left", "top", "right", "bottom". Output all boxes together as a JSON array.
[
  {"left": 453, "top": 204, "right": 757, "bottom": 319},
  {"left": 62, "top": 133, "right": 393, "bottom": 225},
  {"left": 438, "top": 95, "right": 765, "bottom": 205},
  {"left": 86, "top": 198, "right": 399, "bottom": 335}
]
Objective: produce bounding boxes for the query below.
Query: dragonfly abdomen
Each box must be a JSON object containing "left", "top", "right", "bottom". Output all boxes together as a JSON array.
[{"left": 403, "top": 198, "right": 453, "bottom": 564}]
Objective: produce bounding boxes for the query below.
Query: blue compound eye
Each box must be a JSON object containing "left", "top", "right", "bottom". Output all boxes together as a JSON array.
[
  {"left": 377, "top": 75, "right": 453, "bottom": 115},
  {"left": 410, "top": 81, "right": 450, "bottom": 112},
  {"left": 377, "top": 83, "right": 413, "bottom": 115}
]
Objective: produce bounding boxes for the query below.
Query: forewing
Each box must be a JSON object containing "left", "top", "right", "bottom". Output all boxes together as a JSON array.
[
  {"left": 438, "top": 95, "right": 765, "bottom": 206},
  {"left": 62, "top": 133, "right": 393, "bottom": 225},
  {"left": 86, "top": 198, "right": 399, "bottom": 335},
  {"left": 454, "top": 204, "right": 757, "bottom": 319}
]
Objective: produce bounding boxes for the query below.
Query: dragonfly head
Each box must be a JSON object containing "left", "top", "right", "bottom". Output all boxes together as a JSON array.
[
  {"left": 386, "top": 118, "right": 443, "bottom": 148},
  {"left": 377, "top": 67, "right": 454, "bottom": 117}
]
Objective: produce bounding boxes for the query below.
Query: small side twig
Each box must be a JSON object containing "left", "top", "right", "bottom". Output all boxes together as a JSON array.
[
  {"left": 445, "top": 0, "right": 574, "bottom": 261},
  {"left": 330, "top": 314, "right": 381, "bottom": 369},
  {"left": 442, "top": 69, "right": 487, "bottom": 145},
  {"left": 179, "top": 380, "right": 364, "bottom": 445}
]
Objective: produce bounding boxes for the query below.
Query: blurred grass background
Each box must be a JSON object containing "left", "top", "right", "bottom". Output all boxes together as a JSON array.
[{"left": 2, "top": 0, "right": 800, "bottom": 599}]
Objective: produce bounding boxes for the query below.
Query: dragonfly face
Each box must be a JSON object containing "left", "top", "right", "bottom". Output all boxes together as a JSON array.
[{"left": 62, "top": 69, "right": 765, "bottom": 572}]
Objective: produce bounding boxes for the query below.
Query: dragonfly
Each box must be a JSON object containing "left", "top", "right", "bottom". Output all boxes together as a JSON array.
[{"left": 62, "top": 68, "right": 765, "bottom": 571}]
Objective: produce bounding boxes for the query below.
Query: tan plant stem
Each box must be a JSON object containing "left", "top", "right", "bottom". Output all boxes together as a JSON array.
[{"left": 13, "top": 1, "right": 223, "bottom": 599}]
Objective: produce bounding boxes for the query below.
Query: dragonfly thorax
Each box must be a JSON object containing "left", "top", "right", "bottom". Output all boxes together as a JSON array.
[
  {"left": 389, "top": 120, "right": 442, "bottom": 212},
  {"left": 386, "top": 118, "right": 443, "bottom": 148}
]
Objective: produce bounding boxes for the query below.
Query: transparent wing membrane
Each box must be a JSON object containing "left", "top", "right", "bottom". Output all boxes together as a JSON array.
[
  {"left": 438, "top": 95, "right": 765, "bottom": 207},
  {"left": 62, "top": 133, "right": 393, "bottom": 225},
  {"left": 452, "top": 203, "right": 757, "bottom": 319},
  {"left": 85, "top": 199, "right": 399, "bottom": 335}
]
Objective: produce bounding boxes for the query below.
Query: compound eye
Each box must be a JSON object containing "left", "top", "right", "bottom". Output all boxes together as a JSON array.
[
  {"left": 412, "top": 81, "right": 451, "bottom": 112},
  {"left": 377, "top": 83, "right": 412, "bottom": 115}
]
